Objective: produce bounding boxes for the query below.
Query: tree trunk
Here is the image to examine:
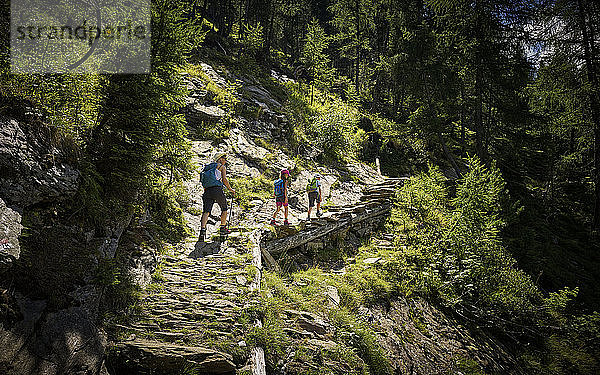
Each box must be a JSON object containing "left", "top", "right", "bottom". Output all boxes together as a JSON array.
[
  {"left": 355, "top": 0, "right": 360, "bottom": 95},
  {"left": 475, "top": 71, "right": 485, "bottom": 160},
  {"left": 438, "top": 130, "right": 462, "bottom": 178},
  {"left": 474, "top": 0, "right": 487, "bottom": 162},
  {"left": 263, "top": 0, "right": 275, "bottom": 57},
  {"left": 202, "top": 0, "right": 208, "bottom": 19},
  {"left": 577, "top": 0, "right": 600, "bottom": 231},
  {"left": 460, "top": 80, "right": 466, "bottom": 156}
]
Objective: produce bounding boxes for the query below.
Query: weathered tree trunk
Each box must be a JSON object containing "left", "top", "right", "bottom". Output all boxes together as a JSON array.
[
  {"left": 577, "top": 0, "right": 600, "bottom": 231},
  {"left": 475, "top": 71, "right": 485, "bottom": 160},
  {"left": 202, "top": 0, "right": 208, "bottom": 19}
]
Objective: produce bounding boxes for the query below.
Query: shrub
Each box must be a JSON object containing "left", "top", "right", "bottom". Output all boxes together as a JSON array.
[
  {"left": 391, "top": 157, "right": 541, "bottom": 317},
  {"left": 310, "top": 99, "right": 362, "bottom": 160}
]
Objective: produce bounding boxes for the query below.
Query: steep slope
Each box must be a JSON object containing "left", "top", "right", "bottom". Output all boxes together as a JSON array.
[{"left": 106, "top": 61, "right": 523, "bottom": 374}]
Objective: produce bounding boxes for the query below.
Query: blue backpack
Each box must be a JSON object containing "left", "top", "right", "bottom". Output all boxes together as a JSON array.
[
  {"left": 200, "top": 162, "right": 223, "bottom": 188},
  {"left": 274, "top": 179, "right": 285, "bottom": 197}
]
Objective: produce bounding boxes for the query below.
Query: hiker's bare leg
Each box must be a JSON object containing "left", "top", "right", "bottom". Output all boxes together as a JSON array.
[
  {"left": 273, "top": 206, "right": 281, "bottom": 219},
  {"left": 317, "top": 201, "right": 320, "bottom": 212},
  {"left": 284, "top": 206, "right": 288, "bottom": 220},
  {"left": 220, "top": 210, "right": 228, "bottom": 226},
  {"left": 307, "top": 206, "right": 312, "bottom": 217},
  {"left": 201, "top": 212, "right": 210, "bottom": 228}
]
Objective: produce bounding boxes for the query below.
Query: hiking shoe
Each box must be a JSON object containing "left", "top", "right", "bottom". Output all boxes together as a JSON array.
[
  {"left": 306, "top": 215, "right": 311, "bottom": 222},
  {"left": 199, "top": 228, "right": 206, "bottom": 242},
  {"left": 316, "top": 210, "right": 322, "bottom": 217},
  {"left": 219, "top": 225, "right": 231, "bottom": 235},
  {"left": 284, "top": 219, "right": 289, "bottom": 226},
  {"left": 270, "top": 218, "right": 276, "bottom": 226}
]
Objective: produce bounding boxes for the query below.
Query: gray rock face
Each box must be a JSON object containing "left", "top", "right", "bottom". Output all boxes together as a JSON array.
[
  {"left": 113, "top": 340, "right": 236, "bottom": 374},
  {"left": 0, "top": 297, "right": 108, "bottom": 375},
  {"left": 0, "top": 198, "right": 21, "bottom": 272},
  {"left": 187, "top": 103, "right": 226, "bottom": 125},
  {"left": 0, "top": 116, "right": 42, "bottom": 176},
  {"left": 0, "top": 116, "right": 79, "bottom": 208},
  {"left": 369, "top": 298, "right": 520, "bottom": 374},
  {"left": 0, "top": 163, "right": 79, "bottom": 208}
]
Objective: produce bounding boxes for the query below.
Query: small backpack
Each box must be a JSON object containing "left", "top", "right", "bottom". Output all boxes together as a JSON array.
[
  {"left": 306, "top": 178, "right": 318, "bottom": 192},
  {"left": 200, "top": 162, "right": 223, "bottom": 188},
  {"left": 274, "top": 179, "right": 285, "bottom": 197}
]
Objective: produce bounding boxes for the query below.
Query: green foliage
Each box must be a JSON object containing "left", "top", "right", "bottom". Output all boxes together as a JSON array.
[
  {"left": 230, "top": 174, "right": 273, "bottom": 210},
  {"left": 301, "top": 19, "right": 334, "bottom": 91},
  {"left": 239, "top": 22, "right": 265, "bottom": 58},
  {"left": 330, "top": 309, "right": 392, "bottom": 375},
  {"left": 243, "top": 295, "right": 289, "bottom": 370},
  {"left": 0, "top": 73, "right": 105, "bottom": 147},
  {"left": 310, "top": 99, "right": 363, "bottom": 160},
  {"left": 261, "top": 270, "right": 391, "bottom": 375},
  {"left": 146, "top": 183, "right": 192, "bottom": 243},
  {"left": 392, "top": 157, "right": 540, "bottom": 314},
  {"left": 96, "top": 258, "right": 141, "bottom": 310}
]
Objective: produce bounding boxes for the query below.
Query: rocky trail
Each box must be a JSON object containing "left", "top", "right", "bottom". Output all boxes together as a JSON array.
[
  {"left": 106, "top": 61, "right": 423, "bottom": 374},
  {"left": 111, "top": 169, "right": 403, "bottom": 374}
]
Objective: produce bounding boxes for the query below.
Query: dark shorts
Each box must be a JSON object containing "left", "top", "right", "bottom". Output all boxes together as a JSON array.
[
  {"left": 203, "top": 186, "right": 228, "bottom": 213},
  {"left": 275, "top": 195, "right": 288, "bottom": 207},
  {"left": 308, "top": 191, "right": 321, "bottom": 208}
]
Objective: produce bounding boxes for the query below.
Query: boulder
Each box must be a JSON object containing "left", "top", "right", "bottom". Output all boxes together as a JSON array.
[
  {"left": 0, "top": 198, "right": 21, "bottom": 272},
  {"left": 0, "top": 163, "right": 79, "bottom": 208},
  {"left": 325, "top": 286, "right": 340, "bottom": 306},
  {"left": 187, "top": 103, "right": 226, "bottom": 124},
  {"left": 0, "top": 116, "right": 79, "bottom": 208},
  {"left": 0, "top": 301, "right": 108, "bottom": 375},
  {"left": 112, "top": 340, "right": 236, "bottom": 374}
]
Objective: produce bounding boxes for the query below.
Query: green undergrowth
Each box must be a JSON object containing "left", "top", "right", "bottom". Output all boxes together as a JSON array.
[
  {"left": 182, "top": 63, "right": 239, "bottom": 141},
  {"left": 230, "top": 174, "right": 273, "bottom": 210},
  {"left": 251, "top": 156, "right": 599, "bottom": 373},
  {"left": 383, "top": 157, "right": 600, "bottom": 373},
  {"left": 251, "top": 268, "right": 391, "bottom": 375},
  {"left": 284, "top": 82, "right": 367, "bottom": 163}
]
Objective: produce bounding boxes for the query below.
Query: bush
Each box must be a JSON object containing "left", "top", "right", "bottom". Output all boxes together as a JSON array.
[
  {"left": 310, "top": 99, "right": 362, "bottom": 160},
  {"left": 390, "top": 157, "right": 541, "bottom": 316}
]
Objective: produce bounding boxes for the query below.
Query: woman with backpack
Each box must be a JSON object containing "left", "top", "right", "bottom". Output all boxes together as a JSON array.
[
  {"left": 271, "top": 169, "right": 291, "bottom": 226},
  {"left": 199, "top": 153, "right": 235, "bottom": 241}
]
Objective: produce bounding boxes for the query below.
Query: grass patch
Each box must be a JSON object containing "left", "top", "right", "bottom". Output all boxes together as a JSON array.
[
  {"left": 230, "top": 174, "right": 273, "bottom": 210},
  {"left": 259, "top": 268, "right": 391, "bottom": 375}
]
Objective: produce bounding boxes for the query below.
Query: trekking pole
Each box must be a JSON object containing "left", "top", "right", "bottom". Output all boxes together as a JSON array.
[{"left": 228, "top": 195, "right": 234, "bottom": 228}]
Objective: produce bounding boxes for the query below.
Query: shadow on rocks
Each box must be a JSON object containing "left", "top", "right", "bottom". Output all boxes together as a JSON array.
[{"left": 189, "top": 241, "right": 222, "bottom": 258}]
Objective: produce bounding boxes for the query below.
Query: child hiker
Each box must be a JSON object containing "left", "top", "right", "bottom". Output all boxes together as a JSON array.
[
  {"left": 306, "top": 174, "right": 322, "bottom": 221},
  {"left": 271, "top": 169, "right": 291, "bottom": 226},
  {"left": 198, "top": 153, "right": 235, "bottom": 241}
]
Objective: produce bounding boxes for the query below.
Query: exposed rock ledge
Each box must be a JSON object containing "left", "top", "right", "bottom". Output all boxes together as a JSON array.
[
  {"left": 0, "top": 198, "right": 21, "bottom": 272},
  {"left": 112, "top": 340, "right": 236, "bottom": 374}
]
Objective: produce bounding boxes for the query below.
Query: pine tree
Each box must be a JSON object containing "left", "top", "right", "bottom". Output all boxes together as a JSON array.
[{"left": 301, "top": 18, "right": 333, "bottom": 104}]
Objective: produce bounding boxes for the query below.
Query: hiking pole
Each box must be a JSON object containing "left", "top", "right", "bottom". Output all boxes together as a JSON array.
[{"left": 228, "top": 194, "right": 234, "bottom": 228}]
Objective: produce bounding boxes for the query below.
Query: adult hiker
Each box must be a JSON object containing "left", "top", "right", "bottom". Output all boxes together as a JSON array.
[
  {"left": 306, "top": 174, "right": 322, "bottom": 221},
  {"left": 199, "top": 153, "right": 235, "bottom": 241},
  {"left": 271, "top": 169, "right": 291, "bottom": 226}
]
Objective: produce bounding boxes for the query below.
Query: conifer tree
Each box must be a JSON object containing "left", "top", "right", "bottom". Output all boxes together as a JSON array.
[{"left": 301, "top": 19, "right": 333, "bottom": 104}]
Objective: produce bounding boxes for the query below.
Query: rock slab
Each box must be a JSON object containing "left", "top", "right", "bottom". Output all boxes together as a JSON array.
[{"left": 0, "top": 198, "right": 21, "bottom": 272}]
